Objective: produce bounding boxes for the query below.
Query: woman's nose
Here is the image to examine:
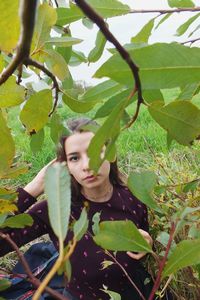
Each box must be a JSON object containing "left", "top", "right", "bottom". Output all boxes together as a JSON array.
[{"left": 82, "top": 155, "right": 90, "bottom": 171}]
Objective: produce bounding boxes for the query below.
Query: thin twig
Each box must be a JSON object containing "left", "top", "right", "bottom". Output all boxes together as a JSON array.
[
  {"left": 24, "top": 58, "right": 60, "bottom": 116},
  {"left": 182, "top": 37, "right": 200, "bottom": 44},
  {"left": 74, "top": 0, "right": 144, "bottom": 125},
  {"left": 0, "top": 233, "right": 69, "bottom": 300},
  {"left": 54, "top": 0, "right": 59, "bottom": 7},
  {"left": 129, "top": 7, "right": 200, "bottom": 14},
  {"left": 148, "top": 222, "right": 176, "bottom": 300},
  {"left": 105, "top": 250, "right": 146, "bottom": 300},
  {"left": 0, "top": 0, "right": 38, "bottom": 85}
]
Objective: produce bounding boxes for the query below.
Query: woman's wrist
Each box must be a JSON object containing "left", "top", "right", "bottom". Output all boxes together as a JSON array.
[{"left": 24, "top": 180, "right": 43, "bottom": 198}]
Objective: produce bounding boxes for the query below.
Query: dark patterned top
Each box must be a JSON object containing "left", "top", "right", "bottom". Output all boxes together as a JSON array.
[{"left": 0, "top": 185, "right": 149, "bottom": 300}]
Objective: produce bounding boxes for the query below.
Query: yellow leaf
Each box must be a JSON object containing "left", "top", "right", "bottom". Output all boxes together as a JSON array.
[
  {"left": 20, "top": 89, "right": 52, "bottom": 133},
  {"left": 0, "top": 199, "right": 17, "bottom": 214},
  {"left": 0, "top": 111, "right": 15, "bottom": 175},
  {"left": 32, "top": 3, "right": 57, "bottom": 54},
  {"left": 0, "top": 0, "right": 20, "bottom": 53},
  {"left": 0, "top": 76, "right": 25, "bottom": 108}
]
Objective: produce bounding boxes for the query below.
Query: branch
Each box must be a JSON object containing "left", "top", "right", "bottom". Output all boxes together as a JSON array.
[
  {"left": 182, "top": 37, "right": 200, "bottom": 45},
  {"left": 54, "top": 0, "right": 59, "bottom": 7},
  {"left": 0, "top": 0, "right": 38, "bottom": 85},
  {"left": 0, "top": 233, "right": 69, "bottom": 300},
  {"left": 74, "top": 0, "right": 144, "bottom": 123},
  {"left": 129, "top": 7, "right": 200, "bottom": 14},
  {"left": 148, "top": 222, "right": 176, "bottom": 300},
  {"left": 24, "top": 58, "right": 60, "bottom": 116}
]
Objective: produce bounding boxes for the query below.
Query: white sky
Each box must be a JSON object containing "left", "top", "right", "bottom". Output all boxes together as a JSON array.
[{"left": 66, "top": 0, "right": 200, "bottom": 85}]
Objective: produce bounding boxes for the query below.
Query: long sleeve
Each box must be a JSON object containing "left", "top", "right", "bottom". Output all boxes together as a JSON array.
[
  {"left": 138, "top": 203, "right": 149, "bottom": 232},
  {"left": 0, "top": 189, "right": 51, "bottom": 256},
  {"left": 16, "top": 188, "right": 37, "bottom": 213}
]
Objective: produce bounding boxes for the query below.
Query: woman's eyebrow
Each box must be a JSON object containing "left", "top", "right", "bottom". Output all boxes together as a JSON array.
[{"left": 66, "top": 152, "right": 79, "bottom": 157}]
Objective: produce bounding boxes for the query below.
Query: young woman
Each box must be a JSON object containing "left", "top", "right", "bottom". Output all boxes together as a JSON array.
[{"left": 0, "top": 118, "right": 161, "bottom": 300}]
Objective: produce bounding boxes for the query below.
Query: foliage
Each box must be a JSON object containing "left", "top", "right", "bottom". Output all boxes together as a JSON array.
[{"left": 0, "top": 0, "right": 200, "bottom": 299}]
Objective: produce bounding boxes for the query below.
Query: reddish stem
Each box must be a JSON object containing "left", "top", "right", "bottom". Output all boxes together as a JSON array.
[{"left": 148, "top": 222, "right": 176, "bottom": 300}]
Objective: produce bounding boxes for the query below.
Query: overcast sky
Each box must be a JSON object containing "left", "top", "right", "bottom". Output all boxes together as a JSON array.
[{"left": 60, "top": 0, "right": 200, "bottom": 85}]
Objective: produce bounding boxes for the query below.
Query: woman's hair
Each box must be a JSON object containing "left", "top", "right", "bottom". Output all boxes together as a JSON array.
[{"left": 57, "top": 118, "right": 125, "bottom": 203}]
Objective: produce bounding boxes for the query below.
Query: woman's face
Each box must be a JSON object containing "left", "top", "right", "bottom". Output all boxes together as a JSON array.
[{"left": 64, "top": 131, "right": 111, "bottom": 191}]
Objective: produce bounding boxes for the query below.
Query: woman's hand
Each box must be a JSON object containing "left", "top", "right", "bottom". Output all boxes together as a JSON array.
[
  {"left": 127, "top": 229, "right": 153, "bottom": 260},
  {"left": 24, "top": 159, "right": 56, "bottom": 198}
]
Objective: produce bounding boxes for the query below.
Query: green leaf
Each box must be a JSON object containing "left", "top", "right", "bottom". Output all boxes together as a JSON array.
[
  {"left": 88, "top": 97, "right": 130, "bottom": 172},
  {"left": 45, "top": 36, "right": 82, "bottom": 47},
  {"left": 63, "top": 90, "right": 97, "bottom": 113},
  {"left": 65, "top": 259, "right": 72, "bottom": 281},
  {"left": 188, "top": 23, "right": 200, "bottom": 37},
  {"left": 177, "top": 83, "right": 199, "bottom": 101},
  {"left": 131, "top": 18, "right": 155, "bottom": 43},
  {"left": 163, "top": 239, "right": 200, "bottom": 277},
  {"left": 102, "top": 288, "right": 121, "bottom": 300},
  {"left": 56, "top": 4, "right": 83, "bottom": 26},
  {"left": 94, "top": 43, "right": 200, "bottom": 90},
  {"left": 155, "top": 13, "right": 172, "bottom": 30},
  {"left": 128, "top": 171, "right": 160, "bottom": 211},
  {"left": 73, "top": 208, "right": 89, "bottom": 241},
  {"left": 86, "top": 0, "right": 130, "bottom": 18},
  {"left": 168, "top": 0, "right": 195, "bottom": 8},
  {"left": 148, "top": 100, "right": 200, "bottom": 145},
  {"left": 94, "top": 89, "right": 132, "bottom": 119},
  {"left": 1, "top": 214, "right": 33, "bottom": 228},
  {"left": 0, "top": 77, "right": 25, "bottom": 108},
  {"left": 20, "top": 90, "right": 52, "bottom": 134},
  {"left": 0, "top": 0, "right": 20, "bottom": 53},
  {"left": 45, "top": 162, "right": 71, "bottom": 240},
  {"left": 32, "top": 3, "right": 57, "bottom": 52},
  {"left": 0, "top": 111, "right": 15, "bottom": 175},
  {"left": 69, "top": 50, "right": 87, "bottom": 66},
  {"left": 82, "top": 17, "right": 94, "bottom": 29},
  {"left": 176, "top": 13, "right": 200, "bottom": 36},
  {"left": 79, "top": 80, "right": 125, "bottom": 103},
  {"left": 92, "top": 212, "right": 101, "bottom": 235},
  {"left": 93, "top": 220, "right": 152, "bottom": 252},
  {"left": 30, "top": 129, "right": 44, "bottom": 154},
  {"left": 88, "top": 30, "right": 107, "bottom": 63},
  {"left": 143, "top": 89, "right": 164, "bottom": 105},
  {"left": 0, "top": 214, "right": 7, "bottom": 226},
  {"left": 183, "top": 180, "right": 199, "bottom": 193},
  {"left": 156, "top": 232, "right": 176, "bottom": 251},
  {"left": 0, "top": 279, "right": 11, "bottom": 292},
  {"left": 49, "top": 113, "right": 69, "bottom": 144},
  {"left": 42, "top": 49, "right": 69, "bottom": 81}
]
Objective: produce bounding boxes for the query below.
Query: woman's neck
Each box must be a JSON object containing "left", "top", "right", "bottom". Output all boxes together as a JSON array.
[{"left": 81, "top": 181, "right": 113, "bottom": 203}]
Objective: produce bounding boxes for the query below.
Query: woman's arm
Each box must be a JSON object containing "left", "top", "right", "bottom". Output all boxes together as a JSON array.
[{"left": 0, "top": 200, "right": 50, "bottom": 256}]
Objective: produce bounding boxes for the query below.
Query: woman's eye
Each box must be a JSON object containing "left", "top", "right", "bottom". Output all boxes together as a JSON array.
[{"left": 69, "top": 156, "right": 78, "bottom": 162}]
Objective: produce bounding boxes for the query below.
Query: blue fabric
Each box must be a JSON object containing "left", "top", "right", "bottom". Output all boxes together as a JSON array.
[{"left": 0, "top": 242, "right": 65, "bottom": 300}]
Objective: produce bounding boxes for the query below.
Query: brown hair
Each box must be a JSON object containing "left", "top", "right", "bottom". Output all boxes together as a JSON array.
[{"left": 57, "top": 118, "right": 125, "bottom": 203}]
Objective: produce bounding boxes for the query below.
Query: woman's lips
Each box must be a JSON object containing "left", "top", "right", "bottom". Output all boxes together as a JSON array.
[{"left": 84, "top": 175, "right": 98, "bottom": 182}]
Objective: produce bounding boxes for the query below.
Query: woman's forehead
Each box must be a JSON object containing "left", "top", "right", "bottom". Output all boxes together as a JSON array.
[{"left": 64, "top": 131, "right": 94, "bottom": 153}]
